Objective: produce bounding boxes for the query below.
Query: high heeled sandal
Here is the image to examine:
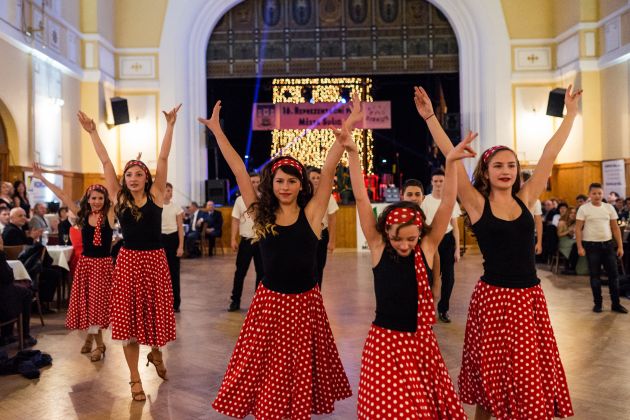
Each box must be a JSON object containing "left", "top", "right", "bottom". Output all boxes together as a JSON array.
[
  {"left": 129, "top": 380, "right": 146, "bottom": 401},
  {"left": 146, "top": 351, "right": 168, "bottom": 380},
  {"left": 90, "top": 344, "right": 106, "bottom": 362},
  {"left": 80, "top": 336, "right": 94, "bottom": 354}
]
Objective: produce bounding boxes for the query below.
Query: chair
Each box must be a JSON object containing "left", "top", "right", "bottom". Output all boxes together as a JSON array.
[
  {"left": 211, "top": 236, "right": 225, "bottom": 256},
  {"left": 4, "top": 245, "right": 24, "bottom": 260},
  {"left": 0, "top": 313, "right": 24, "bottom": 351},
  {"left": 193, "top": 222, "right": 209, "bottom": 257},
  {"left": 549, "top": 250, "right": 567, "bottom": 274}
]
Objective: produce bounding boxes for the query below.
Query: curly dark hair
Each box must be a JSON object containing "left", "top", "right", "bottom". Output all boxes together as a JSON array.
[
  {"left": 375, "top": 201, "right": 431, "bottom": 256},
  {"left": 115, "top": 164, "right": 154, "bottom": 221},
  {"left": 76, "top": 188, "right": 112, "bottom": 229},
  {"left": 472, "top": 147, "right": 521, "bottom": 197},
  {"left": 251, "top": 156, "right": 313, "bottom": 239}
]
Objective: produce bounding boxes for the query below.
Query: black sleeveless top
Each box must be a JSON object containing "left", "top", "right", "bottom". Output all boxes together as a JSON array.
[
  {"left": 259, "top": 209, "right": 318, "bottom": 294},
  {"left": 82, "top": 217, "right": 113, "bottom": 258},
  {"left": 372, "top": 249, "right": 433, "bottom": 332},
  {"left": 471, "top": 196, "right": 539, "bottom": 288},
  {"left": 119, "top": 198, "right": 163, "bottom": 251}
]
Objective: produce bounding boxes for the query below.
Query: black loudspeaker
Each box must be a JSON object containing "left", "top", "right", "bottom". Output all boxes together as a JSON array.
[
  {"left": 205, "top": 179, "right": 228, "bottom": 205},
  {"left": 111, "top": 97, "right": 130, "bottom": 125},
  {"left": 546, "top": 88, "right": 566, "bottom": 117}
]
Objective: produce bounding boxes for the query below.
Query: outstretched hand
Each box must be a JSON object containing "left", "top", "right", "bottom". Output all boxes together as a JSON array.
[
  {"left": 333, "top": 127, "right": 358, "bottom": 152},
  {"left": 564, "top": 84, "right": 583, "bottom": 117},
  {"left": 32, "top": 162, "right": 44, "bottom": 180},
  {"left": 163, "top": 103, "right": 182, "bottom": 126},
  {"left": 446, "top": 131, "right": 477, "bottom": 162},
  {"left": 198, "top": 100, "right": 222, "bottom": 132},
  {"left": 413, "top": 86, "right": 434, "bottom": 120},
  {"left": 77, "top": 111, "right": 96, "bottom": 133},
  {"left": 344, "top": 92, "right": 363, "bottom": 130}
]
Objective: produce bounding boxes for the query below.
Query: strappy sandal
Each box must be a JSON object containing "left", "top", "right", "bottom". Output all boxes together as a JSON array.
[
  {"left": 80, "top": 335, "right": 94, "bottom": 353},
  {"left": 129, "top": 380, "right": 146, "bottom": 401},
  {"left": 146, "top": 351, "right": 168, "bottom": 380},
  {"left": 90, "top": 344, "right": 106, "bottom": 362}
]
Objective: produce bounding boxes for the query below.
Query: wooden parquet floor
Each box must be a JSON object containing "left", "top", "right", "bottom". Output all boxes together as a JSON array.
[{"left": 0, "top": 248, "right": 629, "bottom": 419}]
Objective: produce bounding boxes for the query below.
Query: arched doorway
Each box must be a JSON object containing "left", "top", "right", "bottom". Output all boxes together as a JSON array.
[{"left": 0, "top": 110, "right": 9, "bottom": 182}]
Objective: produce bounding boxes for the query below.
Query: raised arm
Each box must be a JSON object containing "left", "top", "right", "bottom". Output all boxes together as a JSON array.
[
  {"left": 31, "top": 163, "right": 79, "bottom": 214},
  {"left": 423, "top": 135, "right": 476, "bottom": 257},
  {"left": 199, "top": 102, "right": 257, "bottom": 209},
  {"left": 519, "top": 85, "right": 582, "bottom": 208},
  {"left": 152, "top": 104, "right": 182, "bottom": 203},
  {"left": 414, "top": 87, "right": 484, "bottom": 220},
  {"left": 78, "top": 111, "right": 120, "bottom": 199}
]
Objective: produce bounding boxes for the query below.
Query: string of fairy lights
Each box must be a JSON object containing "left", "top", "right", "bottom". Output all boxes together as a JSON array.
[{"left": 271, "top": 77, "right": 374, "bottom": 173}]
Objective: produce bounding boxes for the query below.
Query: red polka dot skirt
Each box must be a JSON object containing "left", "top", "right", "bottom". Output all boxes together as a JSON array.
[
  {"left": 458, "top": 280, "right": 574, "bottom": 419},
  {"left": 65, "top": 255, "right": 113, "bottom": 330},
  {"left": 212, "top": 284, "right": 352, "bottom": 419},
  {"left": 358, "top": 324, "right": 467, "bottom": 419},
  {"left": 110, "top": 248, "right": 176, "bottom": 347}
]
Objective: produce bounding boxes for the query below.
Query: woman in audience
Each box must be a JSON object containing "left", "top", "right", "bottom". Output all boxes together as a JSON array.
[
  {"left": 78, "top": 103, "right": 181, "bottom": 401},
  {"left": 415, "top": 84, "right": 580, "bottom": 420},
  {"left": 557, "top": 206, "right": 579, "bottom": 274},
  {"left": 0, "top": 182, "right": 14, "bottom": 208},
  {"left": 199, "top": 98, "right": 356, "bottom": 419},
  {"left": 345, "top": 107, "right": 474, "bottom": 418},
  {"left": 12, "top": 180, "right": 30, "bottom": 216},
  {"left": 32, "top": 163, "right": 115, "bottom": 362}
]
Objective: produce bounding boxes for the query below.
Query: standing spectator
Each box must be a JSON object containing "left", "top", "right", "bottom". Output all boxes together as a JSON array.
[
  {"left": 576, "top": 183, "right": 627, "bottom": 313},
  {"left": 228, "top": 173, "right": 264, "bottom": 312},
  {"left": 0, "top": 206, "right": 9, "bottom": 234},
  {"left": 421, "top": 168, "right": 462, "bottom": 323},
  {"left": 575, "top": 194, "right": 588, "bottom": 207},
  {"left": 184, "top": 202, "right": 207, "bottom": 258},
  {"left": 161, "top": 182, "right": 184, "bottom": 312},
  {"left": 204, "top": 201, "right": 223, "bottom": 255},
  {"left": 12, "top": 180, "right": 30, "bottom": 216},
  {"left": 28, "top": 202, "right": 49, "bottom": 231},
  {"left": 0, "top": 182, "right": 13, "bottom": 208}
]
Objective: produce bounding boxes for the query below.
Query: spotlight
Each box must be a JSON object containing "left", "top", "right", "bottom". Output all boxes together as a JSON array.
[
  {"left": 301, "top": 86, "right": 313, "bottom": 103},
  {"left": 283, "top": 90, "right": 292, "bottom": 99},
  {"left": 340, "top": 87, "right": 351, "bottom": 103}
]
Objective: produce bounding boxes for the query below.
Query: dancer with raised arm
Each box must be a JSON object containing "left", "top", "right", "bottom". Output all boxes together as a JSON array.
[
  {"left": 78, "top": 103, "right": 181, "bottom": 401},
  {"left": 343, "top": 104, "right": 473, "bottom": 419},
  {"left": 199, "top": 98, "right": 357, "bottom": 419},
  {"left": 31, "top": 163, "right": 114, "bottom": 362},
  {"left": 415, "top": 85, "right": 580, "bottom": 419}
]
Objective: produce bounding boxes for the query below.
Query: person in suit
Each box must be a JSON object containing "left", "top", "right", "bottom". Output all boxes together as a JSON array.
[
  {"left": 3, "top": 207, "right": 43, "bottom": 245},
  {"left": 28, "top": 203, "right": 49, "bottom": 231},
  {"left": 184, "top": 201, "right": 208, "bottom": 258},
  {"left": 204, "top": 201, "right": 223, "bottom": 255}
]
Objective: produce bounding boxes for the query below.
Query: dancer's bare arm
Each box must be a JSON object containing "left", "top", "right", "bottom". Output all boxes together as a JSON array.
[{"left": 152, "top": 104, "right": 182, "bottom": 206}]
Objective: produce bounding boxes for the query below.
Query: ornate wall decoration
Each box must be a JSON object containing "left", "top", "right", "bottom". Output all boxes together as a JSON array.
[
  {"left": 319, "top": 0, "right": 341, "bottom": 24},
  {"left": 348, "top": 0, "right": 368, "bottom": 24},
  {"left": 262, "top": 0, "right": 282, "bottom": 26},
  {"left": 378, "top": 0, "right": 398, "bottom": 23},
  {"left": 292, "top": 0, "right": 312, "bottom": 26}
]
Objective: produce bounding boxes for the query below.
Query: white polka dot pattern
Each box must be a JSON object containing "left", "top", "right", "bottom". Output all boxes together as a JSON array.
[
  {"left": 110, "top": 248, "right": 176, "bottom": 347},
  {"left": 357, "top": 324, "right": 467, "bottom": 419},
  {"left": 212, "top": 285, "right": 352, "bottom": 419},
  {"left": 65, "top": 255, "right": 113, "bottom": 330},
  {"left": 458, "top": 281, "right": 574, "bottom": 419}
]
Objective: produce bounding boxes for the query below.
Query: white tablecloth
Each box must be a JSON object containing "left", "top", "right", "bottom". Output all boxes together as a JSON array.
[
  {"left": 7, "top": 260, "right": 31, "bottom": 282},
  {"left": 46, "top": 245, "right": 74, "bottom": 271}
]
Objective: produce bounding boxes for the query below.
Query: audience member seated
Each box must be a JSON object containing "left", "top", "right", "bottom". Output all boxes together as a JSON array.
[
  {"left": 0, "top": 236, "right": 36, "bottom": 348},
  {"left": 57, "top": 207, "right": 72, "bottom": 245},
  {"left": 575, "top": 194, "right": 588, "bottom": 208},
  {"left": 0, "top": 206, "right": 9, "bottom": 234},
  {"left": 184, "top": 202, "right": 207, "bottom": 258},
  {"left": 204, "top": 200, "right": 223, "bottom": 255},
  {"left": 12, "top": 180, "right": 30, "bottom": 216},
  {"left": 557, "top": 207, "right": 579, "bottom": 274},
  {"left": 540, "top": 200, "right": 559, "bottom": 262},
  {"left": 551, "top": 202, "right": 569, "bottom": 226},
  {"left": 28, "top": 203, "right": 49, "bottom": 231},
  {"left": 0, "top": 182, "right": 13, "bottom": 208},
  {"left": 614, "top": 198, "right": 628, "bottom": 221},
  {"left": 607, "top": 191, "right": 620, "bottom": 204}
]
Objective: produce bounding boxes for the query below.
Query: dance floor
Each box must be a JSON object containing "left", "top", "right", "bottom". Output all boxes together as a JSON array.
[{"left": 0, "top": 248, "right": 629, "bottom": 419}]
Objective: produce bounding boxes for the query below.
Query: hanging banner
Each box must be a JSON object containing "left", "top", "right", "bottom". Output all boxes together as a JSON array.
[
  {"left": 602, "top": 159, "right": 626, "bottom": 199},
  {"left": 252, "top": 101, "right": 391, "bottom": 130}
]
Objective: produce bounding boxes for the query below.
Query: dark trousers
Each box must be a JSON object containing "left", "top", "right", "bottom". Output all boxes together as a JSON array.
[
  {"left": 161, "top": 232, "right": 181, "bottom": 310},
  {"left": 38, "top": 269, "right": 60, "bottom": 303},
  {"left": 230, "top": 237, "right": 263, "bottom": 305},
  {"left": 315, "top": 228, "right": 330, "bottom": 289},
  {"left": 0, "top": 284, "right": 32, "bottom": 338},
  {"left": 566, "top": 243, "right": 579, "bottom": 270},
  {"left": 185, "top": 231, "right": 201, "bottom": 257},
  {"left": 437, "top": 232, "right": 456, "bottom": 314},
  {"left": 583, "top": 240, "right": 620, "bottom": 306}
]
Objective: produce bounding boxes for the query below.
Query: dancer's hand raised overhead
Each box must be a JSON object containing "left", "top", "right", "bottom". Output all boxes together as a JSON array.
[
  {"left": 77, "top": 111, "right": 96, "bottom": 133},
  {"left": 198, "top": 101, "right": 223, "bottom": 133},
  {"left": 335, "top": 93, "right": 363, "bottom": 151},
  {"left": 564, "top": 84, "right": 582, "bottom": 117},
  {"left": 162, "top": 104, "right": 182, "bottom": 126},
  {"left": 413, "top": 86, "right": 435, "bottom": 120}
]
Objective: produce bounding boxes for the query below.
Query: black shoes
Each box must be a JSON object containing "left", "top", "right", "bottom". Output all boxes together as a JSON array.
[
  {"left": 438, "top": 312, "right": 451, "bottom": 323},
  {"left": 612, "top": 304, "right": 628, "bottom": 314},
  {"left": 227, "top": 302, "right": 240, "bottom": 312},
  {"left": 593, "top": 304, "right": 603, "bottom": 313}
]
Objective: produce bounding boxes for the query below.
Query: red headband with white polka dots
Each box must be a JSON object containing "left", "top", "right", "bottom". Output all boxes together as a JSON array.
[
  {"left": 385, "top": 207, "right": 423, "bottom": 230},
  {"left": 482, "top": 145, "right": 511, "bottom": 164},
  {"left": 271, "top": 157, "right": 303, "bottom": 174}
]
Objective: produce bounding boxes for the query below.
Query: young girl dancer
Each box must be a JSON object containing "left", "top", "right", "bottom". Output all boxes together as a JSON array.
[
  {"left": 199, "top": 98, "right": 359, "bottom": 419},
  {"left": 78, "top": 104, "right": 181, "bottom": 401},
  {"left": 415, "top": 85, "right": 581, "bottom": 419},
  {"left": 343, "top": 108, "right": 473, "bottom": 419},
  {"left": 31, "top": 163, "right": 114, "bottom": 361}
]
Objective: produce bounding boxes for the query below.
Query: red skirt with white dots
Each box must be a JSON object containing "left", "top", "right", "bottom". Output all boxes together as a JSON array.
[
  {"left": 458, "top": 280, "right": 574, "bottom": 419},
  {"left": 110, "top": 247, "right": 176, "bottom": 347},
  {"left": 65, "top": 255, "right": 113, "bottom": 330},
  {"left": 358, "top": 324, "right": 467, "bottom": 419},
  {"left": 212, "top": 284, "right": 352, "bottom": 419}
]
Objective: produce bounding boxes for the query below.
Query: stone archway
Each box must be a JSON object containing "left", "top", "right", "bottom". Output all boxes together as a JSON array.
[{"left": 159, "top": 0, "right": 512, "bottom": 201}]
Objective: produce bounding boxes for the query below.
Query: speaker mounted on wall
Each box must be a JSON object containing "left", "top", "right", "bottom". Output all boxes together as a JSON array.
[
  {"left": 110, "top": 97, "right": 130, "bottom": 125},
  {"left": 546, "top": 88, "right": 566, "bottom": 118}
]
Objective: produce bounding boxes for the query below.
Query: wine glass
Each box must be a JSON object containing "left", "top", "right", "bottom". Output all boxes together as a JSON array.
[{"left": 62, "top": 234, "right": 69, "bottom": 245}]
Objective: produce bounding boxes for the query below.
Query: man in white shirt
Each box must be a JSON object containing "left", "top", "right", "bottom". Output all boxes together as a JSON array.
[
  {"left": 228, "top": 173, "right": 264, "bottom": 312},
  {"left": 184, "top": 201, "right": 208, "bottom": 258},
  {"left": 308, "top": 168, "right": 339, "bottom": 289},
  {"left": 161, "top": 182, "right": 184, "bottom": 312},
  {"left": 421, "top": 169, "right": 461, "bottom": 323},
  {"left": 576, "top": 182, "right": 626, "bottom": 313}
]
